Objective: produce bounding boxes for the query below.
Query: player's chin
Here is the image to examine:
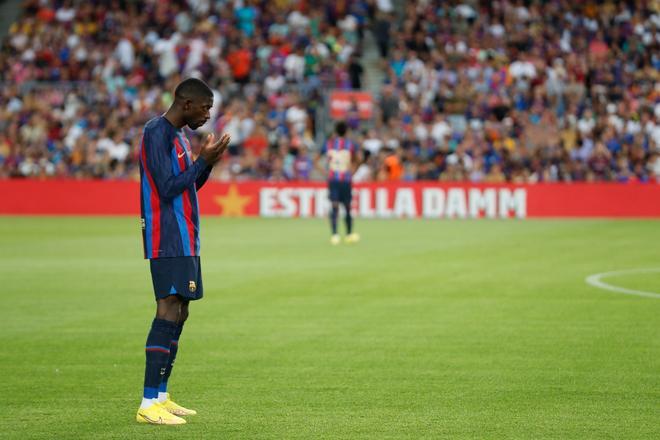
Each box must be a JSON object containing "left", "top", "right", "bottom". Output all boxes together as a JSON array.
[{"left": 189, "top": 120, "right": 207, "bottom": 130}]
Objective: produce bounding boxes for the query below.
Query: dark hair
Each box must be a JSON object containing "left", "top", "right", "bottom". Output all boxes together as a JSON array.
[
  {"left": 174, "top": 78, "right": 213, "bottom": 100},
  {"left": 335, "top": 121, "right": 347, "bottom": 136}
]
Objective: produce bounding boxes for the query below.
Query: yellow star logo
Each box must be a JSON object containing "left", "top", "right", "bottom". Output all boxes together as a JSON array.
[{"left": 214, "top": 184, "right": 253, "bottom": 217}]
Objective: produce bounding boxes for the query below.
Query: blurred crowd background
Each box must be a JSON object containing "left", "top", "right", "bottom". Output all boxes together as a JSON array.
[{"left": 0, "top": 0, "right": 659, "bottom": 183}]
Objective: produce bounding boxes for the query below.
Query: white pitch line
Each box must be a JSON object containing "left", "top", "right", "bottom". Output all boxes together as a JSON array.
[{"left": 585, "top": 268, "right": 660, "bottom": 299}]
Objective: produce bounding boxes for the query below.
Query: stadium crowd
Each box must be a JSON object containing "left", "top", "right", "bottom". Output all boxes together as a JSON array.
[{"left": 1, "top": 0, "right": 660, "bottom": 183}]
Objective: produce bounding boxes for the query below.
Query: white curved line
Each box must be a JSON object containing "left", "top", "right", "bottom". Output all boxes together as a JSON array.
[{"left": 585, "top": 268, "right": 660, "bottom": 299}]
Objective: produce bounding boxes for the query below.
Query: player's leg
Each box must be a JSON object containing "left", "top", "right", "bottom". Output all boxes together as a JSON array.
[
  {"left": 155, "top": 295, "right": 184, "bottom": 321},
  {"left": 343, "top": 182, "right": 353, "bottom": 234},
  {"left": 157, "top": 256, "right": 202, "bottom": 417},
  {"left": 158, "top": 299, "right": 197, "bottom": 416},
  {"left": 137, "top": 295, "right": 186, "bottom": 424},
  {"left": 144, "top": 296, "right": 181, "bottom": 401},
  {"left": 330, "top": 201, "right": 340, "bottom": 244},
  {"left": 343, "top": 183, "right": 359, "bottom": 243},
  {"left": 343, "top": 200, "right": 353, "bottom": 233},
  {"left": 158, "top": 299, "right": 186, "bottom": 401},
  {"left": 329, "top": 181, "right": 341, "bottom": 244},
  {"left": 330, "top": 201, "right": 340, "bottom": 235}
]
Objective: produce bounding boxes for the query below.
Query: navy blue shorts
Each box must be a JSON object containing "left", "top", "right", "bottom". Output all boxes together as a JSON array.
[
  {"left": 328, "top": 180, "right": 352, "bottom": 205},
  {"left": 150, "top": 256, "right": 203, "bottom": 301}
]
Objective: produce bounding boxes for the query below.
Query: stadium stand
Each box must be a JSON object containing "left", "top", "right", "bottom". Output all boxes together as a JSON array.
[{"left": 0, "top": 0, "right": 659, "bottom": 183}]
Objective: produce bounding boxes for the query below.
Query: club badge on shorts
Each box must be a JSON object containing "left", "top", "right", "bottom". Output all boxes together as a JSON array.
[{"left": 189, "top": 281, "right": 197, "bottom": 292}]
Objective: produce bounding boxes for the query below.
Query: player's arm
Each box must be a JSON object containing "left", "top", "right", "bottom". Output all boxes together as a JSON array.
[
  {"left": 143, "top": 130, "right": 228, "bottom": 200},
  {"left": 319, "top": 138, "right": 329, "bottom": 167},
  {"left": 143, "top": 128, "right": 208, "bottom": 200},
  {"left": 195, "top": 164, "right": 213, "bottom": 190},
  {"left": 351, "top": 147, "right": 363, "bottom": 175},
  {"left": 195, "top": 133, "right": 230, "bottom": 190}
]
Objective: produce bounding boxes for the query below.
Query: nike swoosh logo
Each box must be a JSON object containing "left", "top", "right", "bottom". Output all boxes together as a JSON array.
[
  {"left": 141, "top": 414, "right": 163, "bottom": 424},
  {"left": 177, "top": 152, "right": 186, "bottom": 158}
]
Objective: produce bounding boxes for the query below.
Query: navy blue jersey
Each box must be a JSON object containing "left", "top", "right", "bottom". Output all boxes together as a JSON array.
[
  {"left": 139, "top": 116, "right": 212, "bottom": 259},
  {"left": 322, "top": 137, "right": 356, "bottom": 182}
]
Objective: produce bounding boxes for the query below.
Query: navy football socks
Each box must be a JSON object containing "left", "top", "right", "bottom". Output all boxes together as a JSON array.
[
  {"left": 330, "top": 205, "right": 339, "bottom": 235},
  {"left": 159, "top": 322, "right": 184, "bottom": 395},
  {"left": 143, "top": 318, "right": 178, "bottom": 399},
  {"left": 344, "top": 203, "right": 353, "bottom": 234}
]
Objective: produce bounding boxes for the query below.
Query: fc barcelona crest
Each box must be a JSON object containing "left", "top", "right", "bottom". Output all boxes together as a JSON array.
[{"left": 189, "top": 281, "right": 197, "bottom": 292}]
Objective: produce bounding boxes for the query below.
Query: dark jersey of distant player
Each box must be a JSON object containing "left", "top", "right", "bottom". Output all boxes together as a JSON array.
[
  {"left": 139, "top": 116, "right": 212, "bottom": 259},
  {"left": 322, "top": 136, "right": 356, "bottom": 182}
]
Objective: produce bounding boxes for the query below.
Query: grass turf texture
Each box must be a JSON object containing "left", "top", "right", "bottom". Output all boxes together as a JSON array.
[{"left": 0, "top": 217, "right": 658, "bottom": 440}]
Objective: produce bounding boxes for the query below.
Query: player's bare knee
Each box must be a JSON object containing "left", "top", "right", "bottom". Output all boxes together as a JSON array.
[
  {"left": 179, "top": 302, "right": 190, "bottom": 323},
  {"left": 155, "top": 308, "right": 177, "bottom": 322},
  {"left": 156, "top": 296, "right": 182, "bottom": 322}
]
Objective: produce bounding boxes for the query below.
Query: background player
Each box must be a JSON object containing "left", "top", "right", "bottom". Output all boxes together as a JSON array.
[
  {"left": 323, "top": 121, "right": 360, "bottom": 245},
  {"left": 137, "top": 78, "right": 230, "bottom": 425}
]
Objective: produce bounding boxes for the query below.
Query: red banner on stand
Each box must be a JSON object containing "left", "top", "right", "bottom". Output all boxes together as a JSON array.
[
  {"left": 328, "top": 90, "right": 374, "bottom": 120},
  {"left": 1, "top": 180, "right": 659, "bottom": 218}
]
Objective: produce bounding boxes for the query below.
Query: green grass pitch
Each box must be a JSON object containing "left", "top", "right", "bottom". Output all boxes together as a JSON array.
[{"left": 1, "top": 217, "right": 658, "bottom": 439}]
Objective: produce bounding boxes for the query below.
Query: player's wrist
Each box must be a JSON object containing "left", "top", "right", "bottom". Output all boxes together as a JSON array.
[{"left": 196, "top": 155, "right": 209, "bottom": 168}]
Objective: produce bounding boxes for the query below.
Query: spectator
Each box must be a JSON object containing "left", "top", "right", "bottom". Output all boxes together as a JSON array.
[{"left": 347, "top": 53, "right": 364, "bottom": 90}]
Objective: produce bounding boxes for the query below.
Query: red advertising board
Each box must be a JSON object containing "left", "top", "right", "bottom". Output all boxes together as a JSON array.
[
  {"left": 328, "top": 90, "right": 374, "bottom": 120},
  {"left": 1, "top": 180, "right": 659, "bottom": 218}
]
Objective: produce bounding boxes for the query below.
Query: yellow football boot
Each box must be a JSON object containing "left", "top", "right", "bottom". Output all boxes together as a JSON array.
[
  {"left": 160, "top": 394, "right": 197, "bottom": 416},
  {"left": 330, "top": 234, "right": 341, "bottom": 245},
  {"left": 136, "top": 402, "right": 186, "bottom": 425},
  {"left": 345, "top": 233, "right": 360, "bottom": 244}
]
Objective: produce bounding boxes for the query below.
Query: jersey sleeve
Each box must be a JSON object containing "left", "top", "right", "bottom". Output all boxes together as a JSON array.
[
  {"left": 142, "top": 126, "right": 209, "bottom": 201},
  {"left": 195, "top": 164, "right": 213, "bottom": 190}
]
